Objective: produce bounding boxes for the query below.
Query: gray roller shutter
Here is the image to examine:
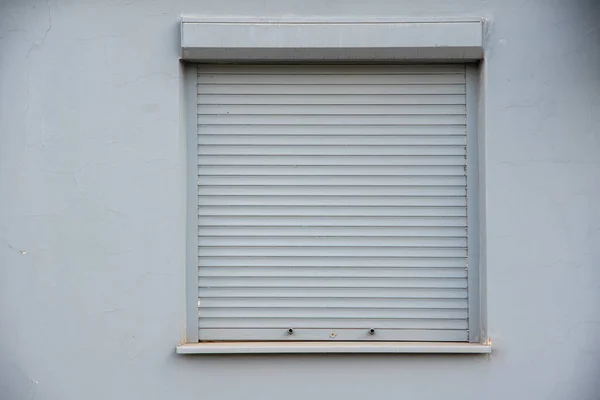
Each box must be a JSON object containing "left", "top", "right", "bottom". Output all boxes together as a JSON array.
[{"left": 196, "top": 64, "right": 468, "bottom": 342}]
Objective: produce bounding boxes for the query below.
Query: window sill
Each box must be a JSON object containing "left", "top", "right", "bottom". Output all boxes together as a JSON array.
[{"left": 176, "top": 342, "right": 492, "bottom": 355}]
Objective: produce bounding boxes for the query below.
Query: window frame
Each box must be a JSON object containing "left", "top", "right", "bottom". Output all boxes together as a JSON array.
[{"left": 179, "top": 62, "right": 488, "bottom": 354}]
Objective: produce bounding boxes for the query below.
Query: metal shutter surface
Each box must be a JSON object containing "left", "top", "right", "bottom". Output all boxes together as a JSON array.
[{"left": 196, "top": 64, "right": 468, "bottom": 342}]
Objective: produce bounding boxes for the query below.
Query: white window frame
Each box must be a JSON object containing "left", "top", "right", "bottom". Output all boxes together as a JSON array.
[{"left": 177, "top": 18, "right": 490, "bottom": 354}]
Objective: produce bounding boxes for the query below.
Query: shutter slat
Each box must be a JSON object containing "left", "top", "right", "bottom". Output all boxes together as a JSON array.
[
  {"left": 199, "top": 187, "right": 466, "bottom": 196},
  {"left": 198, "top": 84, "right": 466, "bottom": 95},
  {"left": 201, "top": 297, "right": 468, "bottom": 308},
  {"left": 198, "top": 236, "right": 467, "bottom": 247},
  {"left": 198, "top": 165, "right": 465, "bottom": 176},
  {"left": 198, "top": 74, "right": 465, "bottom": 85},
  {"left": 198, "top": 104, "right": 466, "bottom": 115},
  {"left": 199, "top": 267, "right": 466, "bottom": 278},
  {"left": 198, "top": 135, "right": 465, "bottom": 146},
  {"left": 198, "top": 256, "right": 466, "bottom": 268},
  {"left": 198, "top": 318, "right": 468, "bottom": 330},
  {"left": 197, "top": 176, "right": 467, "bottom": 187},
  {"left": 198, "top": 145, "right": 466, "bottom": 156},
  {"left": 198, "top": 205, "right": 466, "bottom": 217},
  {"left": 198, "top": 94, "right": 466, "bottom": 105},
  {"left": 199, "top": 328, "right": 467, "bottom": 342},
  {"left": 197, "top": 125, "right": 466, "bottom": 135},
  {"left": 199, "top": 287, "right": 467, "bottom": 299},
  {"left": 200, "top": 308, "right": 468, "bottom": 319},
  {"left": 198, "top": 247, "right": 466, "bottom": 258},
  {"left": 198, "top": 226, "right": 466, "bottom": 236},
  {"left": 198, "top": 277, "right": 467, "bottom": 289},
  {"left": 198, "top": 196, "right": 466, "bottom": 207},
  {"left": 198, "top": 65, "right": 466, "bottom": 74},
  {"left": 197, "top": 64, "right": 469, "bottom": 342},
  {"left": 198, "top": 155, "right": 467, "bottom": 166},
  {"left": 198, "top": 114, "right": 465, "bottom": 125}
]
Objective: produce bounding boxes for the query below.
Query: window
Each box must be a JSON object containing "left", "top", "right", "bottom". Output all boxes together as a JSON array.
[{"left": 189, "top": 63, "right": 481, "bottom": 344}]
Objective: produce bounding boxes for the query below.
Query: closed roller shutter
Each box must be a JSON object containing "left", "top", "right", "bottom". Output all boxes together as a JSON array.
[{"left": 196, "top": 64, "right": 468, "bottom": 342}]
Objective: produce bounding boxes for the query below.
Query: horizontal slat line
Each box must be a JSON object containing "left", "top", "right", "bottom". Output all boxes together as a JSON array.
[
  {"left": 198, "top": 215, "right": 465, "bottom": 218},
  {"left": 198, "top": 194, "right": 465, "bottom": 197},
  {"left": 198, "top": 160, "right": 467, "bottom": 167},
  {"left": 197, "top": 115, "right": 466, "bottom": 125},
  {"left": 198, "top": 105, "right": 466, "bottom": 115},
  {"left": 198, "top": 114, "right": 466, "bottom": 116},
  {"left": 198, "top": 204, "right": 465, "bottom": 207},
  {"left": 198, "top": 81, "right": 467, "bottom": 84},
  {"left": 198, "top": 154, "right": 466, "bottom": 156},
  {"left": 198, "top": 187, "right": 466, "bottom": 190},
  {"left": 198, "top": 104, "right": 466, "bottom": 107},
  {"left": 198, "top": 187, "right": 466, "bottom": 191},
  {"left": 198, "top": 276, "right": 467, "bottom": 290},
  {"left": 199, "top": 188, "right": 466, "bottom": 197},
  {"left": 198, "top": 74, "right": 465, "bottom": 82},
  {"left": 198, "top": 172, "right": 465, "bottom": 177},
  {"left": 197, "top": 178, "right": 466, "bottom": 188},
  {"left": 197, "top": 135, "right": 467, "bottom": 139},
  {"left": 197, "top": 122, "right": 466, "bottom": 127},
  {"left": 199, "top": 249, "right": 466, "bottom": 257},
  {"left": 198, "top": 124, "right": 467, "bottom": 128},
  {"left": 197, "top": 226, "right": 467, "bottom": 233},
  {"left": 199, "top": 204, "right": 465, "bottom": 209},
  {"left": 199, "top": 298, "right": 469, "bottom": 309},
  {"left": 197, "top": 136, "right": 467, "bottom": 138},
  {"left": 199, "top": 297, "right": 469, "bottom": 300},
  {"left": 198, "top": 257, "right": 466, "bottom": 268},
  {"left": 198, "top": 319, "right": 468, "bottom": 330},
  {"left": 199, "top": 288, "right": 467, "bottom": 299},
  {"left": 198, "top": 83, "right": 466, "bottom": 86},
  {"left": 197, "top": 204, "right": 466, "bottom": 207},
  {"left": 197, "top": 165, "right": 466, "bottom": 167},
  {"left": 198, "top": 224, "right": 467, "bottom": 227},
  {"left": 197, "top": 65, "right": 466, "bottom": 74},
  {"left": 199, "top": 309, "right": 468, "bottom": 319},
  {"left": 198, "top": 235, "right": 465, "bottom": 238},
  {"left": 199, "top": 240, "right": 466, "bottom": 248},
  {"left": 199, "top": 276, "right": 467, "bottom": 280},
  {"left": 198, "top": 154, "right": 464, "bottom": 155},
  {"left": 198, "top": 235, "right": 467, "bottom": 245},
  {"left": 198, "top": 98, "right": 466, "bottom": 106},
  {"left": 198, "top": 208, "right": 466, "bottom": 217},
  {"left": 202, "top": 215, "right": 466, "bottom": 219},
  {"left": 200, "top": 316, "right": 466, "bottom": 319},
  {"left": 199, "top": 307, "right": 467, "bottom": 311},
  {"left": 198, "top": 276, "right": 466, "bottom": 281},
  {"left": 198, "top": 245, "right": 466, "bottom": 247},
  {"left": 198, "top": 147, "right": 466, "bottom": 156},
  {"left": 198, "top": 75, "right": 465, "bottom": 83},
  {"left": 197, "top": 328, "right": 468, "bottom": 342},
  {"left": 196, "top": 125, "right": 466, "bottom": 136},
  {"left": 200, "top": 276, "right": 468, "bottom": 281},
  {"left": 199, "top": 256, "right": 466, "bottom": 259},
  {"left": 197, "top": 227, "right": 467, "bottom": 234},
  {"left": 198, "top": 85, "right": 466, "bottom": 95},
  {"left": 198, "top": 267, "right": 467, "bottom": 277},
  {"left": 198, "top": 145, "right": 466, "bottom": 147},
  {"left": 198, "top": 137, "right": 466, "bottom": 147},
  {"left": 198, "top": 222, "right": 467, "bottom": 230},
  {"left": 198, "top": 198, "right": 466, "bottom": 206}
]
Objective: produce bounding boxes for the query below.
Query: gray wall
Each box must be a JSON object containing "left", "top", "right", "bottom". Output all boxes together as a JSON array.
[{"left": 1, "top": 0, "right": 599, "bottom": 399}]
